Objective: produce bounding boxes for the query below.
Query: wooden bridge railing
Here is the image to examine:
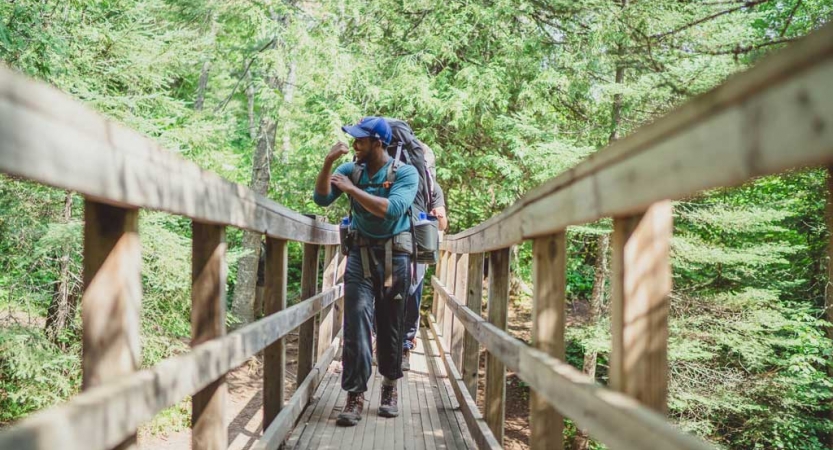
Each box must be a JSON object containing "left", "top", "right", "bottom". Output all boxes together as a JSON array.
[
  {"left": 0, "top": 62, "right": 347, "bottom": 450},
  {"left": 427, "top": 22, "right": 833, "bottom": 450}
]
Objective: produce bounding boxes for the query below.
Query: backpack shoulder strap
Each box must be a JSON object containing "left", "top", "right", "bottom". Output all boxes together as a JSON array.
[
  {"left": 351, "top": 163, "right": 364, "bottom": 185},
  {"left": 387, "top": 159, "right": 402, "bottom": 185}
]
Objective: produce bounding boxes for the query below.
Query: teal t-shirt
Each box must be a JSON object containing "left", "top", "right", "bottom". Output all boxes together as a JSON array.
[{"left": 313, "top": 160, "right": 418, "bottom": 239}]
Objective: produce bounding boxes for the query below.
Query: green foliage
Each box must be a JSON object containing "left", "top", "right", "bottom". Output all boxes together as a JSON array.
[
  {"left": 0, "top": 325, "right": 80, "bottom": 424},
  {"left": 0, "top": 0, "right": 832, "bottom": 447}
]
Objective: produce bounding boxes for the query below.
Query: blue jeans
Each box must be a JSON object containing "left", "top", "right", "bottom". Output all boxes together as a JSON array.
[
  {"left": 403, "top": 279, "right": 423, "bottom": 349},
  {"left": 342, "top": 246, "right": 410, "bottom": 393}
]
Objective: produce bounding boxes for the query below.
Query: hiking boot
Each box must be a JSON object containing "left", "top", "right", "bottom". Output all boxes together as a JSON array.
[
  {"left": 379, "top": 384, "right": 399, "bottom": 417},
  {"left": 402, "top": 348, "right": 411, "bottom": 371},
  {"left": 336, "top": 392, "right": 364, "bottom": 427}
]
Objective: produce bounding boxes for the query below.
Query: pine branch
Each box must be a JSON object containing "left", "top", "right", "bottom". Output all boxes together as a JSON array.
[
  {"left": 779, "top": 0, "right": 802, "bottom": 37},
  {"left": 214, "top": 38, "right": 277, "bottom": 113},
  {"left": 650, "top": 0, "right": 773, "bottom": 40}
]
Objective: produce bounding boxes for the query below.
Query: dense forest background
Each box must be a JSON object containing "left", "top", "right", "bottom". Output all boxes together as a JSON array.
[{"left": 1, "top": 0, "right": 833, "bottom": 448}]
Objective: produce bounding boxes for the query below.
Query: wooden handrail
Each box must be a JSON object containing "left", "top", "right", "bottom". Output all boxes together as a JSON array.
[
  {"left": 0, "top": 285, "right": 343, "bottom": 450},
  {"left": 442, "top": 22, "right": 833, "bottom": 254},
  {"left": 432, "top": 277, "right": 712, "bottom": 450},
  {"left": 0, "top": 67, "right": 337, "bottom": 245}
]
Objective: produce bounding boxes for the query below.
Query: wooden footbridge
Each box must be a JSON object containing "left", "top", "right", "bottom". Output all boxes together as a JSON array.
[{"left": 0, "top": 22, "right": 831, "bottom": 450}]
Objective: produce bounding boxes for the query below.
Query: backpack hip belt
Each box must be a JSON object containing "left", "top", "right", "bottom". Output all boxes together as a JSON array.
[{"left": 349, "top": 232, "right": 413, "bottom": 287}]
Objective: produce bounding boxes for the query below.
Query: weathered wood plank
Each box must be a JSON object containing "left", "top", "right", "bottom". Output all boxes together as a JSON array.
[
  {"left": 611, "top": 202, "right": 673, "bottom": 413},
  {"left": 424, "top": 328, "right": 467, "bottom": 450},
  {"left": 283, "top": 355, "right": 338, "bottom": 450},
  {"left": 485, "top": 248, "right": 510, "bottom": 444},
  {"left": 400, "top": 371, "right": 415, "bottom": 450},
  {"left": 462, "top": 253, "right": 484, "bottom": 398},
  {"left": 263, "top": 238, "right": 288, "bottom": 430},
  {"left": 0, "top": 285, "right": 342, "bottom": 450},
  {"left": 451, "top": 253, "right": 469, "bottom": 371},
  {"left": 439, "top": 24, "right": 833, "bottom": 254},
  {"left": 191, "top": 222, "right": 227, "bottom": 450},
  {"left": 298, "top": 240, "right": 321, "bottom": 389},
  {"left": 442, "top": 252, "right": 458, "bottom": 351},
  {"left": 530, "top": 233, "right": 566, "bottom": 450},
  {"left": 426, "top": 314, "right": 502, "bottom": 450},
  {"left": 298, "top": 367, "right": 341, "bottom": 450},
  {"left": 348, "top": 366, "right": 378, "bottom": 450},
  {"left": 81, "top": 201, "right": 141, "bottom": 450},
  {"left": 319, "top": 383, "right": 347, "bottom": 450},
  {"left": 431, "top": 278, "right": 713, "bottom": 450},
  {"left": 255, "top": 332, "right": 341, "bottom": 450},
  {"left": 317, "top": 246, "right": 339, "bottom": 360},
  {"left": 0, "top": 67, "right": 338, "bottom": 246},
  {"left": 435, "top": 250, "right": 450, "bottom": 334}
]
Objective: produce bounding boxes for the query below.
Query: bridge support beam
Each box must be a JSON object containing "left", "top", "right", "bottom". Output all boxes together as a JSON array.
[
  {"left": 462, "top": 252, "right": 484, "bottom": 397},
  {"left": 485, "top": 247, "right": 511, "bottom": 444},
  {"left": 263, "top": 237, "right": 288, "bottom": 430},
  {"left": 530, "top": 233, "right": 566, "bottom": 450},
  {"left": 191, "top": 222, "right": 228, "bottom": 450},
  {"left": 81, "top": 201, "right": 142, "bottom": 450},
  {"left": 297, "top": 239, "right": 321, "bottom": 388},
  {"left": 451, "top": 253, "right": 469, "bottom": 370},
  {"left": 611, "top": 201, "right": 672, "bottom": 413}
]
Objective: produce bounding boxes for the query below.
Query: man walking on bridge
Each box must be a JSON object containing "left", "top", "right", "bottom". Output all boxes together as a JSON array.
[{"left": 314, "top": 117, "right": 418, "bottom": 427}]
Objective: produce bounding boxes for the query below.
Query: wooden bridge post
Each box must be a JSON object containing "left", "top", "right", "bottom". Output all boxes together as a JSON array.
[
  {"left": 297, "top": 236, "right": 321, "bottom": 387},
  {"left": 610, "top": 201, "right": 673, "bottom": 413},
  {"left": 191, "top": 222, "right": 228, "bottom": 450},
  {"left": 530, "top": 233, "right": 566, "bottom": 450},
  {"left": 263, "top": 237, "right": 288, "bottom": 430},
  {"left": 432, "top": 249, "right": 443, "bottom": 318},
  {"left": 485, "top": 247, "right": 511, "bottom": 444},
  {"left": 451, "top": 252, "right": 469, "bottom": 369},
  {"left": 443, "top": 252, "right": 459, "bottom": 349},
  {"left": 81, "top": 201, "right": 141, "bottom": 449},
  {"left": 317, "top": 245, "right": 339, "bottom": 359},
  {"left": 462, "top": 252, "right": 484, "bottom": 397},
  {"left": 435, "top": 250, "right": 450, "bottom": 335}
]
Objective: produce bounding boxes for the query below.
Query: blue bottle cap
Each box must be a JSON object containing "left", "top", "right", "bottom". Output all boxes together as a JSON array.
[{"left": 341, "top": 217, "right": 350, "bottom": 226}]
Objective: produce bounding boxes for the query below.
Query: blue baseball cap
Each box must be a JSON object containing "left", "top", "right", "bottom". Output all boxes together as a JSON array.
[{"left": 342, "top": 117, "right": 392, "bottom": 146}]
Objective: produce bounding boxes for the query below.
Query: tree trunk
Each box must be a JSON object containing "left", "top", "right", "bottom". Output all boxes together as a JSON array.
[
  {"left": 246, "top": 68, "right": 257, "bottom": 139},
  {"left": 194, "top": 17, "right": 218, "bottom": 112},
  {"left": 572, "top": 233, "right": 609, "bottom": 450},
  {"left": 230, "top": 19, "right": 283, "bottom": 325},
  {"left": 279, "top": 60, "right": 296, "bottom": 164},
  {"left": 825, "top": 167, "right": 833, "bottom": 448},
  {"left": 45, "top": 191, "right": 77, "bottom": 347}
]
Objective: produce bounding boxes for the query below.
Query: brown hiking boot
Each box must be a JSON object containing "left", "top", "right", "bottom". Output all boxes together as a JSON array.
[
  {"left": 379, "top": 384, "right": 399, "bottom": 417},
  {"left": 336, "top": 392, "right": 364, "bottom": 426}
]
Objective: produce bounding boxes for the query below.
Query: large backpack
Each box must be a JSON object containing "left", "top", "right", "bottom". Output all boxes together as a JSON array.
[{"left": 350, "top": 118, "right": 434, "bottom": 213}]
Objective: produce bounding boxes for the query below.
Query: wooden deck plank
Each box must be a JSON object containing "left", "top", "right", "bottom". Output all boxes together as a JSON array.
[
  {"left": 431, "top": 335, "right": 476, "bottom": 450},
  {"left": 395, "top": 373, "right": 408, "bottom": 450},
  {"left": 406, "top": 356, "right": 426, "bottom": 450},
  {"left": 307, "top": 369, "right": 344, "bottom": 449},
  {"left": 287, "top": 334, "right": 479, "bottom": 450},
  {"left": 372, "top": 370, "right": 387, "bottom": 450},
  {"left": 294, "top": 368, "right": 338, "bottom": 450},
  {"left": 319, "top": 372, "right": 347, "bottom": 450},
  {"left": 412, "top": 344, "right": 438, "bottom": 450},
  {"left": 424, "top": 329, "right": 468, "bottom": 450},
  {"left": 349, "top": 367, "right": 377, "bottom": 450},
  {"left": 418, "top": 348, "right": 449, "bottom": 450},
  {"left": 285, "top": 365, "right": 336, "bottom": 449},
  {"left": 400, "top": 370, "right": 415, "bottom": 450}
]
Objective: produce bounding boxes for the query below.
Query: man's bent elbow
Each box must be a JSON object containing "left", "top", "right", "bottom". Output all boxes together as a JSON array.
[{"left": 313, "top": 192, "right": 332, "bottom": 207}]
